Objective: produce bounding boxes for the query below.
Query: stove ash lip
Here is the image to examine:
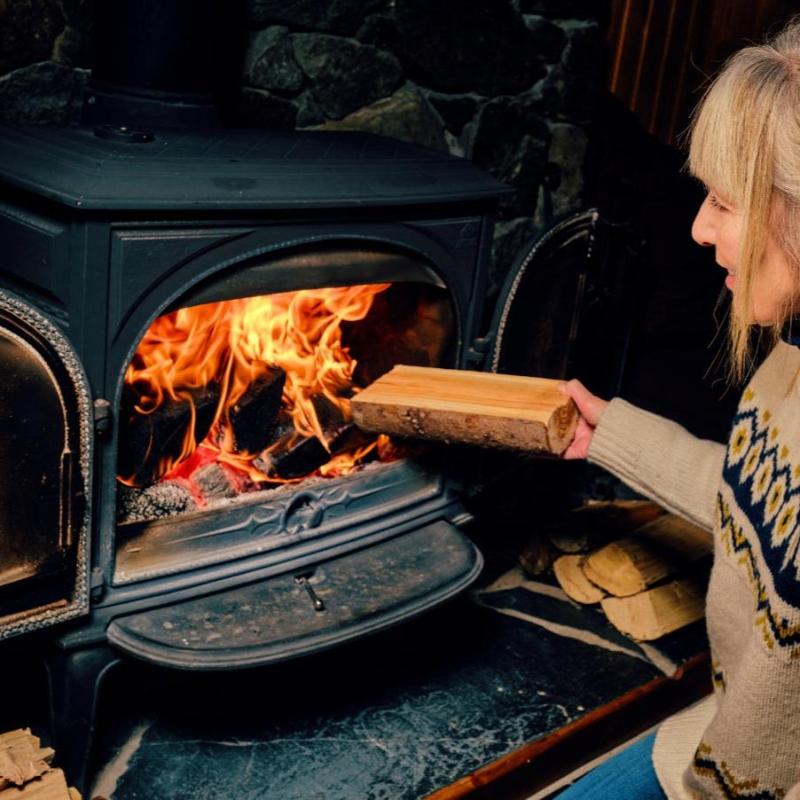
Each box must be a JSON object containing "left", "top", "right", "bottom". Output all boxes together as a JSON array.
[{"left": 112, "top": 457, "right": 450, "bottom": 588}]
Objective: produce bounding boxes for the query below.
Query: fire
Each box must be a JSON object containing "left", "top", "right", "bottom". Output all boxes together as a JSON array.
[{"left": 120, "top": 284, "right": 392, "bottom": 491}]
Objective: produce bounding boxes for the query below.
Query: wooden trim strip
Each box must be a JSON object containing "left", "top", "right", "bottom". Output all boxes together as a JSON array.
[{"left": 424, "top": 651, "right": 711, "bottom": 800}]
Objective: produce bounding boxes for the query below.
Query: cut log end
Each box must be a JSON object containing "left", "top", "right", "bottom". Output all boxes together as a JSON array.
[
  {"left": 553, "top": 555, "right": 606, "bottom": 604},
  {"left": 582, "top": 537, "right": 677, "bottom": 598},
  {"left": 600, "top": 579, "right": 706, "bottom": 641},
  {"left": 546, "top": 398, "right": 579, "bottom": 455}
]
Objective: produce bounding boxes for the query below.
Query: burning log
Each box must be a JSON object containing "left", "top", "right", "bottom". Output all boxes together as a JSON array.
[
  {"left": 193, "top": 463, "right": 237, "bottom": 502},
  {"left": 118, "top": 382, "right": 220, "bottom": 485},
  {"left": 271, "top": 435, "right": 330, "bottom": 479},
  {"left": 327, "top": 423, "right": 372, "bottom": 455},
  {"left": 351, "top": 366, "right": 578, "bottom": 455},
  {"left": 311, "top": 392, "right": 347, "bottom": 436},
  {"left": 229, "top": 366, "right": 286, "bottom": 454}
]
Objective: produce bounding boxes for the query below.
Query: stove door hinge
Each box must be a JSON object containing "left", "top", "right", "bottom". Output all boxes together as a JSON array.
[
  {"left": 93, "top": 398, "right": 112, "bottom": 439},
  {"left": 90, "top": 567, "right": 105, "bottom": 601},
  {"left": 464, "top": 334, "right": 494, "bottom": 370}
]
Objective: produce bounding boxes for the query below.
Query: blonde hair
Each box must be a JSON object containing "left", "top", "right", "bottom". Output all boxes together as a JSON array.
[{"left": 689, "top": 18, "right": 800, "bottom": 380}]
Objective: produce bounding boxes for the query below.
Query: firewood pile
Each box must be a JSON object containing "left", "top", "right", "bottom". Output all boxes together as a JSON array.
[
  {"left": 0, "top": 730, "right": 81, "bottom": 799},
  {"left": 519, "top": 501, "right": 712, "bottom": 641}
]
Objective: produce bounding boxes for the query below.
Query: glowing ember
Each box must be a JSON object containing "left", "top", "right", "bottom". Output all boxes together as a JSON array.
[{"left": 119, "top": 284, "right": 393, "bottom": 495}]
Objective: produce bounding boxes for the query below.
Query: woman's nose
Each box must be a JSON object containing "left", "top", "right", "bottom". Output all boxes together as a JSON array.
[{"left": 691, "top": 201, "right": 715, "bottom": 247}]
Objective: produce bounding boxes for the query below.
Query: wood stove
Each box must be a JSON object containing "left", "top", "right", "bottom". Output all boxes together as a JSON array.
[{"left": 0, "top": 119, "right": 525, "bottom": 785}]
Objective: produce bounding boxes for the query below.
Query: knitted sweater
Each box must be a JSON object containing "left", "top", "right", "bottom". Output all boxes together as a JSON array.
[{"left": 588, "top": 340, "right": 800, "bottom": 800}]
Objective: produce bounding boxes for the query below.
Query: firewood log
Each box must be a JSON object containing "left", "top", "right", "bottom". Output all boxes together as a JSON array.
[
  {"left": 582, "top": 537, "right": 677, "bottom": 598},
  {"left": 552, "top": 555, "right": 606, "bottom": 604},
  {"left": 271, "top": 435, "right": 329, "bottom": 478},
  {"left": 0, "top": 729, "right": 53, "bottom": 790},
  {"left": 600, "top": 578, "right": 706, "bottom": 641},
  {"left": 0, "top": 768, "right": 75, "bottom": 799},
  {"left": 545, "top": 500, "right": 664, "bottom": 554},
  {"left": 633, "top": 513, "right": 713, "bottom": 562},
  {"left": 118, "top": 382, "right": 220, "bottom": 485},
  {"left": 229, "top": 366, "right": 285, "bottom": 454},
  {"left": 351, "top": 366, "right": 578, "bottom": 455}
]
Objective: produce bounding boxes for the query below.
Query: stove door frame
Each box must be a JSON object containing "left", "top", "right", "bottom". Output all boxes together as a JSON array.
[{"left": 0, "top": 289, "right": 93, "bottom": 641}]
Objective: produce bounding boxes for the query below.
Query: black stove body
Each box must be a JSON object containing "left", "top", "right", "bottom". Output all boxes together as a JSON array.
[{"left": 0, "top": 122, "right": 516, "bottom": 785}]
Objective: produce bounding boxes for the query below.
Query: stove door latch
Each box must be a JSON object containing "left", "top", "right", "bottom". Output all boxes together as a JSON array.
[
  {"left": 93, "top": 398, "right": 112, "bottom": 439},
  {"left": 295, "top": 572, "right": 325, "bottom": 612}
]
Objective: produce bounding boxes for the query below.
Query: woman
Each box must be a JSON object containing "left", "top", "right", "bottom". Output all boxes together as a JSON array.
[{"left": 558, "top": 19, "right": 800, "bottom": 800}]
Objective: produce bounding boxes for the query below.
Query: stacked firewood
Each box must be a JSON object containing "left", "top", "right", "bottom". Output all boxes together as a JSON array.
[
  {"left": 519, "top": 501, "right": 712, "bottom": 641},
  {"left": 0, "top": 730, "right": 80, "bottom": 799}
]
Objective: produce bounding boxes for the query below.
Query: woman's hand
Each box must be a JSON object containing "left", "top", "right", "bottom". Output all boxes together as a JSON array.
[{"left": 559, "top": 379, "right": 609, "bottom": 460}]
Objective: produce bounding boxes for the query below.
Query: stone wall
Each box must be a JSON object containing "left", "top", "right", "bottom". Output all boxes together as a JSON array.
[{"left": 0, "top": 0, "right": 608, "bottom": 297}]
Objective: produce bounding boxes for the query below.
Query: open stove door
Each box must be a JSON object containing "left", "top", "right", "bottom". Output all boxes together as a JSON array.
[
  {"left": 488, "top": 209, "right": 642, "bottom": 396},
  {"left": 0, "top": 290, "right": 93, "bottom": 641}
]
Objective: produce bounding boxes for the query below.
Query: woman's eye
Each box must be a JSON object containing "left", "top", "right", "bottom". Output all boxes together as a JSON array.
[{"left": 708, "top": 194, "right": 728, "bottom": 212}]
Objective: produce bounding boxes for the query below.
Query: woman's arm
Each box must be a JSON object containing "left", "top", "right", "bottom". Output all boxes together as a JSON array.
[{"left": 561, "top": 381, "right": 726, "bottom": 531}]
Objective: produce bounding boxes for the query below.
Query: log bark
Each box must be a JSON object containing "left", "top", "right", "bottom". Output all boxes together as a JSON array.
[
  {"left": 351, "top": 366, "right": 578, "bottom": 455},
  {"left": 601, "top": 579, "right": 706, "bottom": 641}
]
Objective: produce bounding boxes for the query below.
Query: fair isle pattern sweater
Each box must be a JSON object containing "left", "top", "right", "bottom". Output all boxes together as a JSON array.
[{"left": 588, "top": 341, "right": 800, "bottom": 800}]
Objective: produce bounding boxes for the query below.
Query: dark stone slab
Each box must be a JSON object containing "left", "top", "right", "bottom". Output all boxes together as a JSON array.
[
  {"left": 312, "top": 84, "right": 448, "bottom": 153},
  {"left": 423, "top": 91, "right": 481, "bottom": 137},
  {"left": 517, "top": 0, "right": 606, "bottom": 22},
  {"left": 523, "top": 14, "right": 566, "bottom": 62},
  {"left": 546, "top": 20, "right": 605, "bottom": 123},
  {"left": 355, "top": 13, "right": 398, "bottom": 52},
  {"left": 0, "top": 0, "right": 64, "bottom": 74},
  {"left": 246, "top": 0, "right": 385, "bottom": 35},
  {"left": 465, "top": 95, "right": 550, "bottom": 217},
  {"left": 0, "top": 61, "right": 88, "bottom": 125},
  {"left": 292, "top": 33, "right": 403, "bottom": 120},
  {"left": 548, "top": 121, "right": 588, "bottom": 217},
  {"left": 394, "top": 0, "right": 544, "bottom": 95},
  {"left": 243, "top": 26, "right": 304, "bottom": 95},
  {"left": 236, "top": 86, "right": 299, "bottom": 129},
  {"left": 294, "top": 87, "right": 326, "bottom": 126}
]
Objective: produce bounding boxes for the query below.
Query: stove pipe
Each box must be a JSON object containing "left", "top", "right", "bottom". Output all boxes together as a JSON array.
[{"left": 82, "top": 0, "right": 224, "bottom": 128}]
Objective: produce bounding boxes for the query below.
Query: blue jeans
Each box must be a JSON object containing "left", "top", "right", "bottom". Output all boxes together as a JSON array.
[{"left": 556, "top": 732, "right": 666, "bottom": 799}]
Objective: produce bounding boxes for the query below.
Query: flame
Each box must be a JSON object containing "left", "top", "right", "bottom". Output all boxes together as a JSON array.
[{"left": 121, "top": 284, "right": 392, "bottom": 489}]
